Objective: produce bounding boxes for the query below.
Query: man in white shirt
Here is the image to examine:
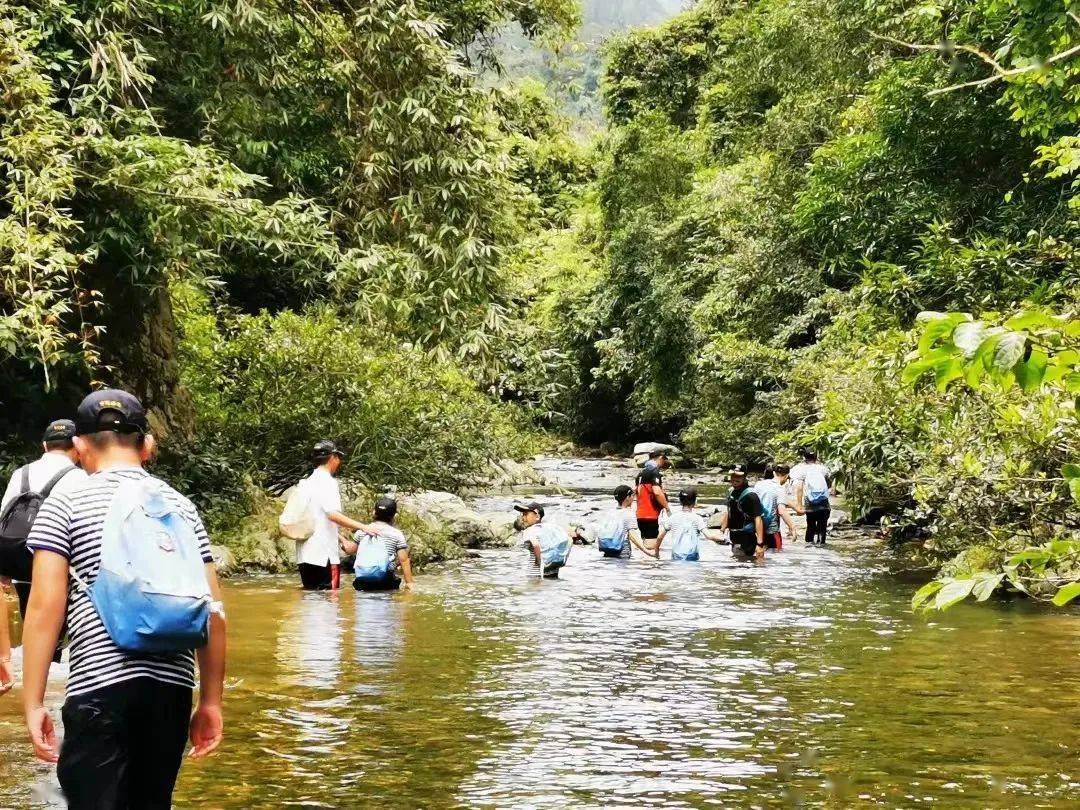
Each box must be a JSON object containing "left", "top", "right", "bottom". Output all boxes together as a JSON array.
[
  {"left": 791, "top": 447, "right": 833, "bottom": 545},
  {"left": 0, "top": 420, "right": 88, "bottom": 628},
  {"left": 296, "top": 440, "right": 371, "bottom": 590}
]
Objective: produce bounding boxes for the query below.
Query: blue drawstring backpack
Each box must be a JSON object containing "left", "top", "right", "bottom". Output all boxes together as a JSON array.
[
  {"left": 73, "top": 478, "right": 211, "bottom": 653},
  {"left": 537, "top": 524, "right": 571, "bottom": 575},
  {"left": 597, "top": 513, "right": 628, "bottom": 554},
  {"left": 354, "top": 533, "right": 393, "bottom": 585},
  {"left": 670, "top": 521, "right": 700, "bottom": 562}
]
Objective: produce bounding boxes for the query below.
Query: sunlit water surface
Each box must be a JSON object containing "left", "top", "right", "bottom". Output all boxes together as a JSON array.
[{"left": 2, "top": 458, "right": 1079, "bottom": 808}]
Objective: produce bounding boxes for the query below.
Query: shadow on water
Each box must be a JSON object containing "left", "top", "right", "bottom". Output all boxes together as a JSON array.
[{"left": 2, "top": 457, "right": 1080, "bottom": 808}]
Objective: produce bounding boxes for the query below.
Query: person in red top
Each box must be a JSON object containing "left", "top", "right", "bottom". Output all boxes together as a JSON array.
[{"left": 635, "top": 464, "right": 670, "bottom": 541}]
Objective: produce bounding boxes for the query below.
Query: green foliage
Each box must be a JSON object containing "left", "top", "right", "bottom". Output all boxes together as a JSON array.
[
  {"left": 178, "top": 301, "right": 535, "bottom": 499},
  {"left": 510, "top": 0, "right": 1080, "bottom": 612}
]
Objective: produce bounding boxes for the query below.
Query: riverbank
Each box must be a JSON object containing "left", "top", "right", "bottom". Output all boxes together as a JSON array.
[{"left": 209, "top": 457, "right": 550, "bottom": 576}]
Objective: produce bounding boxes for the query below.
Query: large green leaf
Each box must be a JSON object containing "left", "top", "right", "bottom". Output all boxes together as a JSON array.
[
  {"left": 934, "top": 578, "right": 977, "bottom": 610},
  {"left": 1051, "top": 582, "right": 1080, "bottom": 607},
  {"left": 990, "top": 332, "right": 1027, "bottom": 373},
  {"left": 902, "top": 348, "right": 954, "bottom": 385},
  {"left": 952, "top": 321, "right": 987, "bottom": 358},
  {"left": 972, "top": 572, "right": 1005, "bottom": 601},
  {"left": 918, "top": 313, "right": 969, "bottom": 354},
  {"left": 1013, "top": 350, "right": 1048, "bottom": 393},
  {"left": 912, "top": 580, "right": 945, "bottom": 611},
  {"left": 1004, "top": 310, "right": 1057, "bottom": 331}
]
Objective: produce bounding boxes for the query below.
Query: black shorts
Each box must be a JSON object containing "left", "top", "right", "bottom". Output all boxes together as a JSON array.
[
  {"left": 637, "top": 519, "right": 660, "bottom": 540},
  {"left": 58, "top": 679, "right": 192, "bottom": 810},
  {"left": 731, "top": 531, "right": 758, "bottom": 557},
  {"left": 353, "top": 574, "right": 401, "bottom": 592}
]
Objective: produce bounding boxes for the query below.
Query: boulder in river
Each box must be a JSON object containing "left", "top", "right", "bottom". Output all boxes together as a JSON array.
[
  {"left": 632, "top": 442, "right": 680, "bottom": 466},
  {"left": 398, "top": 490, "right": 517, "bottom": 548},
  {"left": 484, "top": 457, "right": 546, "bottom": 488}
]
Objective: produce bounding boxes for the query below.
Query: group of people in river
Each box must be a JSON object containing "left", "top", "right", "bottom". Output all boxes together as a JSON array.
[
  {"left": 0, "top": 384, "right": 834, "bottom": 808},
  {"left": 512, "top": 447, "right": 835, "bottom": 578}
]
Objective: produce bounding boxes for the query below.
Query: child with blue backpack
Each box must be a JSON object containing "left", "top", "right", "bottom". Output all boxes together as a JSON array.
[
  {"left": 21, "top": 389, "right": 227, "bottom": 809},
  {"left": 513, "top": 502, "right": 577, "bottom": 578},
  {"left": 597, "top": 485, "right": 656, "bottom": 559},
  {"left": 339, "top": 497, "right": 413, "bottom": 591},
  {"left": 649, "top": 488, "right": 726, "bottom": 561}
]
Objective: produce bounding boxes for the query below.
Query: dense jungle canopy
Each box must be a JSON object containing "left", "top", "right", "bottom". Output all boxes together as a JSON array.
[{"left": 1, "top": 0, "right": 1078, "bottom": 604}]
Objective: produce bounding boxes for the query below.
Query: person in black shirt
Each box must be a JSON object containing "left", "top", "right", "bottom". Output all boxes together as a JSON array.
[{"left": 720, "top": 465, "right": 765, "bottom": 560}]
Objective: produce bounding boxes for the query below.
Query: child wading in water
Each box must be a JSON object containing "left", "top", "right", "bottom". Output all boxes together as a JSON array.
[
  {"left": 513, "top": 502, "right": 577, "bottom": 578},
  {"left": 598, "top": 485, "right": 656, "bottom": 559},
  {"left": 648, "top": 488, "right": 726, "bottom": 561}
]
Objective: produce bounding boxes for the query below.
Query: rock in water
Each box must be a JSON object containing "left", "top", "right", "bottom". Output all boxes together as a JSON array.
[
  {"left": 209, "top": 544, "right": 238, "bottom": 577},
  {"left": 399, "top": 491, "right": 516, "bottom": 548}
]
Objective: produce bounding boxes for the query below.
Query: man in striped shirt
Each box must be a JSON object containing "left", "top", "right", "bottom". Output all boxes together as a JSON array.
[{"left": 21, "top": 389, "right": 227, "bottom": 809}]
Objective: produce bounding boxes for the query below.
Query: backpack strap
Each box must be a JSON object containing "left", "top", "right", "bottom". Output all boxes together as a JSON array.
[
  {"left": 20, "top": 464, "right": 30, "bottom": 495},
  {"left": 40, "top": 466, "right": 75, "bottom": 499}
]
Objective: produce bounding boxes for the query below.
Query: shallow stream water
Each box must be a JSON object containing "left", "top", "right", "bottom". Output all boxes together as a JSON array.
[{"left": 2, "top": 458, "right": 1079, "bottom": 808}]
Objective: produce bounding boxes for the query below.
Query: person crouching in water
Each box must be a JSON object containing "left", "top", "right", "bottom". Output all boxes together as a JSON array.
[
  {"left": 514, "top": 502, "right": 575, "bottom": 578},
  {"left": 598, "top": 485, "right": 656, "bottom": 559},
  {"left": 647, "top": 488, "right": 726, "bottom": 560},
  {"left": 341, "top": 497, "right": 413, "bottom": 591},
  {"left": 720, "top": 465, "right": 766, "bottom": 561}
]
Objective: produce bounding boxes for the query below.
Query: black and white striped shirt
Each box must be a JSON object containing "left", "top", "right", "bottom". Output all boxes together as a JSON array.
[{"left": 27, "top": 467, "right": 213, "bottom": 698}]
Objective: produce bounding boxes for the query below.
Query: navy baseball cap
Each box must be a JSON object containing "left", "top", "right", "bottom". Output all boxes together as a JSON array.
[
  {"left": 312, "top": 440, "right": 345, "bottom": 462},
  {"left": 75, "top": 390, "right": 148, "bottom": 436},
  {"left": 729, "top": 464, "right": 748, "bottom": 477},
  {"left": 513, "top": 502, "right": 545, "bottom": 519},
  {"left": 42, "top": 419, "right": 77, "bottom": 443}
]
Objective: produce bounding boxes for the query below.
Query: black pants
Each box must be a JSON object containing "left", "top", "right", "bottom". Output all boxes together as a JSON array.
[
  {"left": 806, "top": 509, "right": 830, "bottom": 544},
  {"left": 637, "top": 519, "right": 659, "bottom": 540},
  {"left": 298, "top": 562, "right": 332, "bottom": 590},
  {"left": 58, "top": 679, "right": 192, "bottom": 810},
  {"left": 14, "top": 580, "right": 65, "bottom": 664}
]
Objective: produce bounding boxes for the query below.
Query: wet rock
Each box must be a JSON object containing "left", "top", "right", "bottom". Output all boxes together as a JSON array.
[
  {"left": 209, "top": 544, "right": 237, "bottom": 577},
  {"left": 484, "top": 457, "right": 546, "bottom": 488},
  {"left": 706, "top": 507, "right": 728, "bottom": 529},
  {"left": 556, "top": 441, "right": 575, "bottom": 454},
  {"left": 829, "top": 509, "right": 850, "bottom": 527},
  {"left": 598, "top": 441, "right": 620, "bottom": 457},
  {"left": 399, "top": 491, "right": 513, "bottom": 548}
]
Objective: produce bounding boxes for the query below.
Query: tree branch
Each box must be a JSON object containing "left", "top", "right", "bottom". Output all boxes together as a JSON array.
[{"left": 869, "top": 30, "right": 1080, "bottom": 97}]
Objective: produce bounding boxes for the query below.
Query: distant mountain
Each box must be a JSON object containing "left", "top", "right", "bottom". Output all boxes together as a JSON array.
[{"left": 492, "top": 1, "right": 691, "bottom": 129}]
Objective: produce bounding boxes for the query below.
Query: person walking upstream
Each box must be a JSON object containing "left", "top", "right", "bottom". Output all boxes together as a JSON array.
[
  {"left": 21, "top": 390, "right": 228, "bottom": 809},
  {"left": 635, "top": 463, "right": 670, "bottom": 544},
  {"left": 792, "top": 447, "right": 833, "bottom": 545},
  {"left": 1, "top": 420, "right": 88, "bottom": 637}
]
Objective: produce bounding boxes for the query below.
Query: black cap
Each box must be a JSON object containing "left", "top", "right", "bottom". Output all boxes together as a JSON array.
[
  {"left": 678, "top": 487, "right": 698, "bottom": 506},
  {"left": 513, "top": 502, "right": 545, "bottom": 519},
  {"left": 75, "top": 390, "right": 148, "bottom": 436},
  {"left": 729, "top": 464, "right": 747, "bottom": 477},
  {"left": 374, "top": 496, "right": 397, "bottom": 521},
  {"left": 648, "top": 449, "right": 668, "bottom": 459},
  {"left": 43, "top": 419, "right": 76, "bottom": 443},
  {"left": 312, "top": 440, "right": 345, "bottom": 462},
  {"left": 799, "top": 446, "right": 816, "bottom": 459},
  {"left": 613, "top": 484, "right": 633, "bottom": 503}
]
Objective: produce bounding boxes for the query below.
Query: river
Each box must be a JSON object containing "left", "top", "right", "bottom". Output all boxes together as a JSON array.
[{"left": 1, "top": 457, "right": 1079, "bottom": 807}]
